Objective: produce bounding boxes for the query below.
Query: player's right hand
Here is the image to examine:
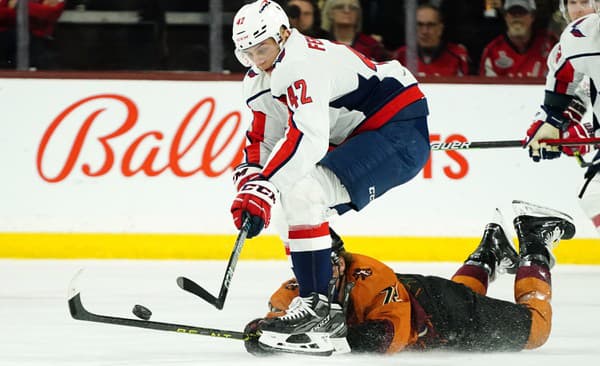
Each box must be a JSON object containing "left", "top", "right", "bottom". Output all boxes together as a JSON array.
[
  {"left": 524, "top": 120, "right": 561, "bottom": 162},
  {"left": 230, "top": 179, "right": 278, "bottom": 238}
]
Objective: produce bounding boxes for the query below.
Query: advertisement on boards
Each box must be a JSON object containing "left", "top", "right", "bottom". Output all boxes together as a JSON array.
[{"left": 0, "top": 78, "right": 597, "bottom": 239}]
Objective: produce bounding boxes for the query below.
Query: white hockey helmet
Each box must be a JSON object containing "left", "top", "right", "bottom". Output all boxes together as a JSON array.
[
  {"left": 559, "top": 0, "right": 600, "bottom": 22},
  {"left": 232, "top": 0, "right": 290, "bottom": 67}
]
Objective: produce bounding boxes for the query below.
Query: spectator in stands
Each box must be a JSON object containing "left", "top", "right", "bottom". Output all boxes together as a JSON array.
[
  {"left": 394, "top": 4, "right": 469, "bottom": 77},
  {"left": 286, "top": 0, "right": 329, "bottom": 38},
  {"left": 359, "top": 0, "right": 405, "bottom": 51},
  {"left": 439, "top": 0, "right": 504, "bottom": 74},
  {"left": 479, "top": 0, "right": 557, "bottom": 77},
  {"left": 321, "top": 0, "right": 391, "bottom": 61},
  {"left": 0, "top": 0, "right": 65, "bottom": 69}
]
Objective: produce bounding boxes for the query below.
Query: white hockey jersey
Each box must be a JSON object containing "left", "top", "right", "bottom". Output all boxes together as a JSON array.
[
  {"left": 242, "top": 29, "right": 428, "bottom": 193},
  {"left": 546, "top": 14, "right": 600, "bottom": 132}
]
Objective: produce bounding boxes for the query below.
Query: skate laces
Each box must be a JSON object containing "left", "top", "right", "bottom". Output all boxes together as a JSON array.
[
  {"left": 543, "top": 226, "right": 564, "bottom": 248},
  {"left": 497, "top": 257, "right": 514, "bottom": 274},
  {"left": 280, "top": 296, "right": 317, "bottom": 321}
]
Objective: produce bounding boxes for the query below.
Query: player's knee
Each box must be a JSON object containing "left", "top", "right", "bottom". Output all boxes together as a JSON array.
[{"left": 281, "top": 169, "right": 340, "bottom": 225}]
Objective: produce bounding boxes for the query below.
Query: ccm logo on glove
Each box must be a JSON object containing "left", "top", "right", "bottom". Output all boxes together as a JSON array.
[{"left": 230, "top": 180, "right": 278, "bottom": 238}]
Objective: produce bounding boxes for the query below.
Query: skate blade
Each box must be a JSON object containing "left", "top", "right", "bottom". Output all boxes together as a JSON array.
[
  {"left": 489, "top": 208, "right": 518, "bottom": 275},
  {"left": 490, "top": 208, "right": 515, "bottom": 247},
  {"left": 512, "top": 200, "right": 574, "bottom": 223},
  {"left": 512, "top": 200, "right": 576, "bottom": 240},
  {"left": 258, "top": 331, "right": 334, "bottom": 356}
]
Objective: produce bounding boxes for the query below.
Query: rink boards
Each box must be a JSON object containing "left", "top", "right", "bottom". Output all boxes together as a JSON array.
[{"left": 1, "top": 77, "right": 598, "bottom": 262}]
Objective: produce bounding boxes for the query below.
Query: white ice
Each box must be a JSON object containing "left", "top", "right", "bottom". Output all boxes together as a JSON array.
[{"left": 1, "top": 260, "right": 599, "bottom": 366}]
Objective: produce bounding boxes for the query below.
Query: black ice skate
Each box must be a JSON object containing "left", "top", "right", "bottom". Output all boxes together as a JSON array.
[
  {"left": 512, "top": 200, "right": 576, "bottom": 269},
  {"left": 465, "top": 208, "right": 519, "bottom": 280},
  {"left": 258, "top": 292, "right": 350, "bottom": 356}
]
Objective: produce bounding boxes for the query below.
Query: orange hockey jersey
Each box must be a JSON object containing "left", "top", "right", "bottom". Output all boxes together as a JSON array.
[{"left": 266, "top": 253, "right": 420, "bottom": 353}]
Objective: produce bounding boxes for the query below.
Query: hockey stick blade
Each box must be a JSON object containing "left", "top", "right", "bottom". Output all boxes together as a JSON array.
[
  {"left": 430, "top": 137, "right": 600, "bottom": 151},
  {"left": 68, "top": 271, "right": 247, "bottom": 340},
  {"left": 176, "top": 276, "right": 222, "bottom": 309},
  {"left": 177, "top": 215, "right": 252, "bottom": 310}
]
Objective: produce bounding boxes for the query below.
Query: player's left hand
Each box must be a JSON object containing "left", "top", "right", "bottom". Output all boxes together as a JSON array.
[
  {"left": 524, "top": 120, "right": 561, "bottom": 162},
  {"left": 230, "top": 179, "right": 278, "bottom": 238},
  {"left": 561, "top": 121, "right": 590, "bottom": 156}
]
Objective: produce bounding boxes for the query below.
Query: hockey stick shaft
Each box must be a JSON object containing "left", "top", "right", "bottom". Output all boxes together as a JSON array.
[
  {"left": 68, "top": 291, "right": 247, "bottom": 340},
  {"left": 430, "top": 137, "right": 600, "bottom": 151},
  {"left": 177, "top": 215, "right": 252, "bottom": 310}
]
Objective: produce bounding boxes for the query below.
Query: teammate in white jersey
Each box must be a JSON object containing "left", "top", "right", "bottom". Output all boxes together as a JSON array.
[
  {"left": 229, "top": 0, "right": 429, "bottom": 353},
  {"left": 524, "top": 0, "right": 600, "bottom": 235}
]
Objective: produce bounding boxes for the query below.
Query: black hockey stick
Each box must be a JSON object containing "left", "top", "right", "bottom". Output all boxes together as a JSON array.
[
  {"left": 430, "top": 137, "right": 600, "bottom": 151},
  {"left": 68, "top": 271, "right": 247, "bottom": 340},
  {"left": 177, "top": 214, "right": 252, "bottom": 310}
]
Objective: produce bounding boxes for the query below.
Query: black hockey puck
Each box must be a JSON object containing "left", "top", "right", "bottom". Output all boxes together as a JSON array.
[{"left": 132, "top": 304, "right": 152, "bottom": 320}]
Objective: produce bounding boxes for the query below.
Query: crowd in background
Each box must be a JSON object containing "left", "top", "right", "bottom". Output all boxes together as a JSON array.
[{"left": 0, "top": 0, "right": 574, "bottom": 76}]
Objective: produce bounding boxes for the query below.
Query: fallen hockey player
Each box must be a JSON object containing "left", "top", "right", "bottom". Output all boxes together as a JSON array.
[{"left": 243, "top": 201, "right": 576, "bottom": 356}]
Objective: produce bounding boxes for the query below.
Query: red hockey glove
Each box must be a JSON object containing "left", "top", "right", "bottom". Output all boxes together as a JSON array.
[
  {"left": 524, "top": 120, "right": 561, "bottom": 162},
  {"left": 231, "top": 179, "right": 278, "bottom": 238},
  {"left": 232, "top": 163, "right": 262, "bottom": 191},
  {"left": 561, "top": 121, "right": 590, "bottom": 156}
]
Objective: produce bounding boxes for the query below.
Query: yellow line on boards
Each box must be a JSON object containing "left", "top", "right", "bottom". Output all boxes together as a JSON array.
[{"left": 0, "top": 233, "right": 599, "bottom": 263}]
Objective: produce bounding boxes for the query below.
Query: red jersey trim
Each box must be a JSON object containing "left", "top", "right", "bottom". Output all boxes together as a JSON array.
[
  {"left": 554, "top": 60, "right": 575, "bottom": 94},
  {"left": 349, "top": 84, "right": 424, "bottom": 138},
  {"left": 261, "top": 112, "right": 303, "bottom": 179},
  {"left": 289, "top": 222, "right": 330, "bottom": 239},
  {"left": 244, "top": 111, "right": 266, "bottom": 164}
]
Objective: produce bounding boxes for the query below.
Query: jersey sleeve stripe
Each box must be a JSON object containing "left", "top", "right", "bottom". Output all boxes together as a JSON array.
[
  {"left": 553, "top": 60, "right": 575, "bottom": 94},
  {"left": 244, "top": 110, "right": 266, "bottom": 164},
  {"left": 261, "top": 113, "right": 304, "bottom": 179},
  {"left": 349, "top": 84, "right": 425, "bottom": 138}
]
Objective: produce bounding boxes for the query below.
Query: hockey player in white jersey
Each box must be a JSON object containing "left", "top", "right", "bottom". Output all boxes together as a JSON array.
[
  {"left": 229, "top": 0, "right": 429, "bottom": 354},
  {"left": 524, "top": 0, "right": 600, "bottom": 235}
]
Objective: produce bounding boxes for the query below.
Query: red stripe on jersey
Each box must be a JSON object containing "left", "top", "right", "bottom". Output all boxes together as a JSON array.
[
  {"left": 262, "top": 112, "right": 303, "bottom": 178},
  {"left": 244, "top": 111, "right": 266, "bottom": 164},
  {"left": 289, "top": 222, "right": 330, "bottom": 239},
  {"left": 350, "top": 84, "right": 424, "bottom": 138},
  {"left": 554, "top": 60, "right": 575, "bottom": 94},
  {"left": 276, "top": 95, "right": 287, "bottom": 105}
]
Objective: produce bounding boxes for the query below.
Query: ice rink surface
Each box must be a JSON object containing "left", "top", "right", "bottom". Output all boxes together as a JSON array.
[{"left": 1, "top": 259, "right": 599, "bottom": 366}]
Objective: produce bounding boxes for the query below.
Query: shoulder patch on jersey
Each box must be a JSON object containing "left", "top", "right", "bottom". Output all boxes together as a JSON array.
[
  {"left": 570, "top": 18, "right": 587, "bottom": 38},
  {"left": 555, "top": 44, "right": 562, "bottom": 63},
  {"left": 352, "top": 268, "right": 373, "bottom": 281},
  {"left": 247, "top": 69, "right": 259, "bottom": 78}
]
